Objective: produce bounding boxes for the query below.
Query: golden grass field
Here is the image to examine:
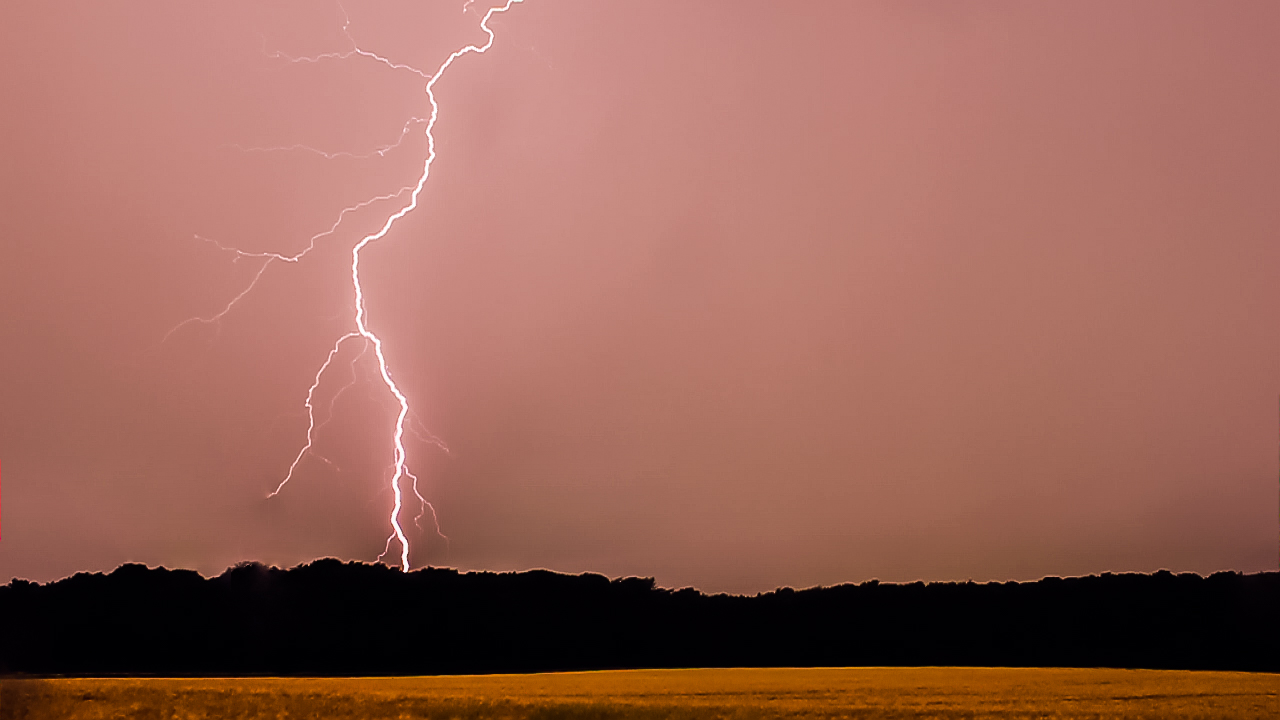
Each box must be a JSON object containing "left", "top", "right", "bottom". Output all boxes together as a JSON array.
[{"left": 2, "top": 668, "right": 1277, "bottom": 719}]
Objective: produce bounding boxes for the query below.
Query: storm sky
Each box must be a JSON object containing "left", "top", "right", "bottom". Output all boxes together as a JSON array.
[{"left": 1, "top": 0, "right": 1277, "bottom": 593}]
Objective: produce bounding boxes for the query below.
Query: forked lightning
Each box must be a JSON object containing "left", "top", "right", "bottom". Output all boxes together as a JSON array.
[{"left": 167, "top": 1, "right": 526, "bottom": 571}]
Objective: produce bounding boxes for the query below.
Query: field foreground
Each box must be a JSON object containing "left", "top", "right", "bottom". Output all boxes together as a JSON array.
[{"left": 2, "top": 668, "right": 1277, "bottom": 719}]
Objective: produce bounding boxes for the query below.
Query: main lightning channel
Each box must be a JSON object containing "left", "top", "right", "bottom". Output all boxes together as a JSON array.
[{"left": 274, "top": 0, "right": 525, "bottom": 572}]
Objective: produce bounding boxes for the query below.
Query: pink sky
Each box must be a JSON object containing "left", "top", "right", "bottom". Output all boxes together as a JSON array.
[{"left": 1, "top": 0, "right": 1277, "bottom": 593}]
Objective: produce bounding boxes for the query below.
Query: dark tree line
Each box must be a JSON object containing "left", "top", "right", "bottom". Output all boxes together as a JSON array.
[{"left": 2, "top": 560, "right": 1276, "bottom": 675}]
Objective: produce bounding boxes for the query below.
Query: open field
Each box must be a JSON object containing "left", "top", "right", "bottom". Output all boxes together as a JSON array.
[{"left": 2, "top": 668, "right": 1277, "bottom": 719}]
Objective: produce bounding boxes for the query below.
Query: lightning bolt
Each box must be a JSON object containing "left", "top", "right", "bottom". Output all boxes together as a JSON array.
[
  {"left": 269, "top": 332, "right": 362, "bottom": 496},
  {"left": 162, "top": 187, "right": 414, "bottom": 343},
  {"left": 227, "top": 117, "right": 429, "bottom": 160},
  {"left": 264, "top": 2, "right": 434, "bottom": 80},
  {"left": 168, "top": 0, "right": 525, "bottom": 571}
]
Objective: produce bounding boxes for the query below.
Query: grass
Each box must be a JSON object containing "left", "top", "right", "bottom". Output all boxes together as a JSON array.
[{"left": 2, "top": 667, "right": 1278, "bottom": 719}]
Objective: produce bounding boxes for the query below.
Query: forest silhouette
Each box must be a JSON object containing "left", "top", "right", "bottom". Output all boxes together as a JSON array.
[{"left": 2, "top": 561, "right": 1276, "bottom": 675}]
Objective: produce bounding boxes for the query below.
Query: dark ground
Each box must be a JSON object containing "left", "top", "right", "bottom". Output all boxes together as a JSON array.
[{"left": 2, "top": 561, "right": 1276, "bottom": 675}]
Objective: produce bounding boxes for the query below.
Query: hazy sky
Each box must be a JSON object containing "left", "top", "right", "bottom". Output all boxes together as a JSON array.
[{"left": 1, "top": 1, "right": 1277, "bottom": 593}]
